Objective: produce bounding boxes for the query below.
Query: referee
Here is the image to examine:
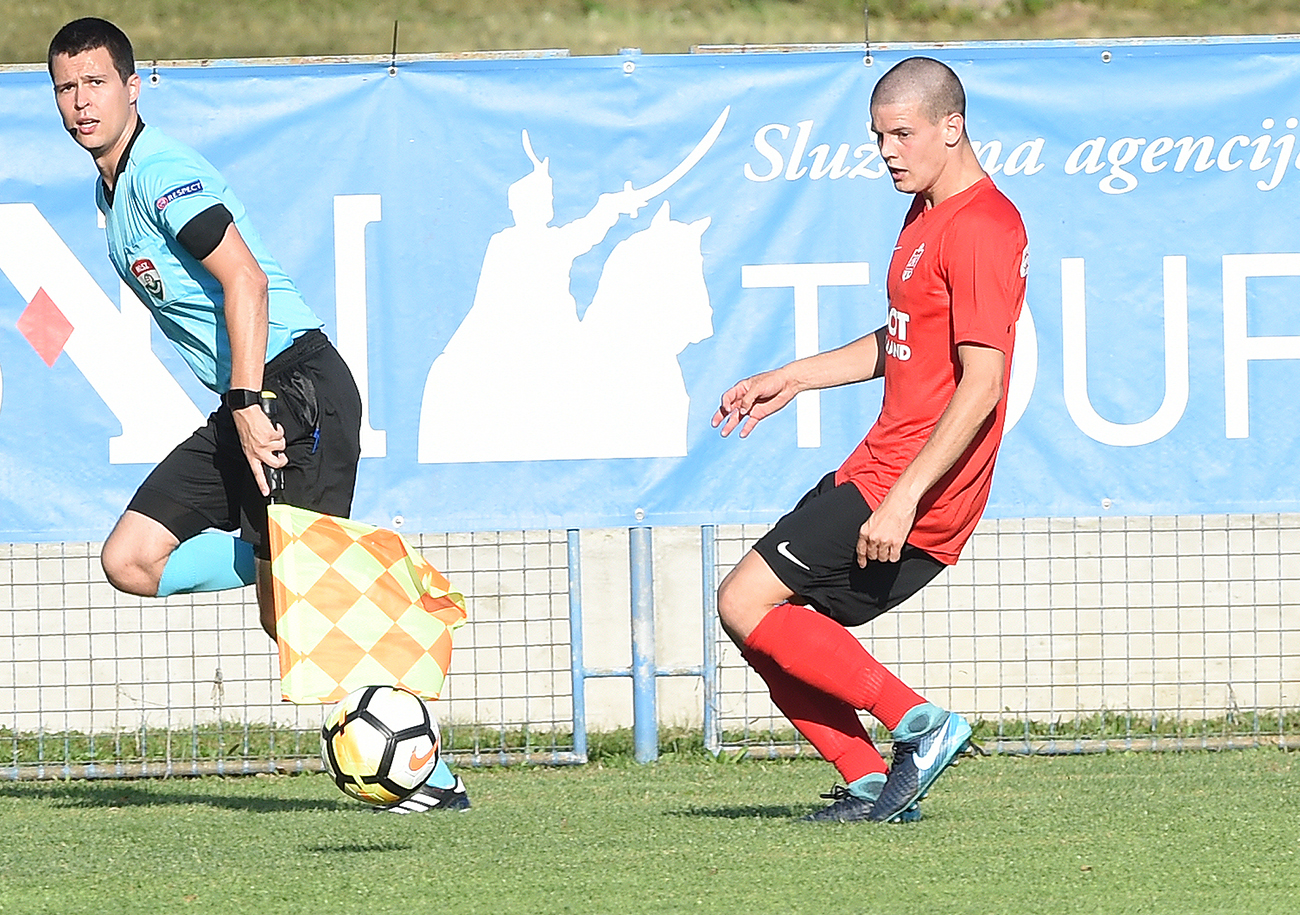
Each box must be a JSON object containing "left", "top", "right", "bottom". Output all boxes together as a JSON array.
[{"left": 50, "top": 18, "right": 468, "bottom": 812}]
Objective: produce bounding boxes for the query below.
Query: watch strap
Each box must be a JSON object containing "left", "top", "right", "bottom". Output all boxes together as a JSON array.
[{"left": 222, "top": 388, "right": 263, "bottom": 411}]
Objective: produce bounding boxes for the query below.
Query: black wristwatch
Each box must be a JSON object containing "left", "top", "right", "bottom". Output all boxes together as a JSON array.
[{"left": 222, "top": 388, "right": 263, "bottom": 411}]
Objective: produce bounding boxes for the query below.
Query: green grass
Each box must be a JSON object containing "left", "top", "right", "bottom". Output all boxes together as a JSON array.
[
  {"left": 8, "top": 0, "right": 1300, "bottom": 64},
  {"left": 1, "top": 750, "right": 1298, "bottom": 914}
]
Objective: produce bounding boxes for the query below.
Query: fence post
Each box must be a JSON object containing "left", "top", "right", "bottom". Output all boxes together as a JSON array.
[
  {"left": 629, "top": 526, "right": 657, "bottom": 763},
  {"left": 700, "top": 524, "right": 720, "bottom": 755},
  {"left": 567, "top": 529, "right": 588, "bottom": 762}
]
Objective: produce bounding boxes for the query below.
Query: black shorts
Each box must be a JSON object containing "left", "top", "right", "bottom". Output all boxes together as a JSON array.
[
  {"left": 753, "top": 472, "right": 947, "bottom": 627},
  {"left": 128, "top": 330, "right": 362, "bottom": 559}
]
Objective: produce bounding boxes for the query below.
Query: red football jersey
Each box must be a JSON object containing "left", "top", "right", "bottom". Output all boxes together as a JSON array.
[{"left": 835, "top": 176, "right": 1028, "bottom": 564}]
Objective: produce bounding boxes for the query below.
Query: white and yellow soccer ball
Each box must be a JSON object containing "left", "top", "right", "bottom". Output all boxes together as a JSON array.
[{"left": 320, "top": 685, "right": 441, "bottom": 805}]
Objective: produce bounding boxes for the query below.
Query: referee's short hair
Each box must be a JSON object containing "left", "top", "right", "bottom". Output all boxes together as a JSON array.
[
  {"left": 871, "top": 57, "right": 966, "bottom": 125},
  {"left": 48, "top": 17, "right": 136, "bottom": 84}
]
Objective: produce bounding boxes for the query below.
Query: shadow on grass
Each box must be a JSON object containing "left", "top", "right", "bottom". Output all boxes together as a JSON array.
[
  {"left": 300, "top": 841, "right": 414, "bottom": 854},
  {"left": 0, "top": 781, "right": 343, "bottom": 813},
  {"left": 665, "top": 804, "right": 808, "bottom": 820}
]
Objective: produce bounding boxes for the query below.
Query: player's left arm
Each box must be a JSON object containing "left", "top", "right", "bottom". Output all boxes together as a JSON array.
[
  {"left": 856, "top": 342, "right": 1005, "bottom": 565},
  {"left": 198, "top": 221, "right": 287, "bottom": 496}
]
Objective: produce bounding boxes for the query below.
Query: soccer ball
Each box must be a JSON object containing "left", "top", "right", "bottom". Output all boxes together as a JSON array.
[{"left": 320, "top": 685, "right": 441, "bottom": 805}]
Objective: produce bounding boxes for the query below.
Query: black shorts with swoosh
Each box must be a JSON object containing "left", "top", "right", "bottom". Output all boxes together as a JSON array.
[
  {"left": 128, "top": 330, "right": 362, "bottom": 560},
  {"left": 752, "top": 472, "right": 946, "bottom": 627}
]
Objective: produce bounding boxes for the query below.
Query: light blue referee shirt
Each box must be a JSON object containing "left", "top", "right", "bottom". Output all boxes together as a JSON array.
[{"left": 96, "top": 121, "right": 323, "bottom": 393}]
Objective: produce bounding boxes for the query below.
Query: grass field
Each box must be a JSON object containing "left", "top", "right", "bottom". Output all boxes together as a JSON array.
[
  {"left": 7, "top": 0, "right": 1300, "bottom": 64},
  {"left": 1, "top": 750, "right": 1297, "bottom": 915}
]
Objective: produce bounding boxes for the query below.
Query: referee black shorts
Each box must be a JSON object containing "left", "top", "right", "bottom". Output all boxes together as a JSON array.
[
  {"left": 128, "top": 329, "right": 363, "bottom": 560},
  {"left": 753, "top": 472, "right": 947, "bottom": 627}
]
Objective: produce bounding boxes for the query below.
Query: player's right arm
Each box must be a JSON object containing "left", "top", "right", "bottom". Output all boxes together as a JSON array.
[
  {"left": 199, "top": 222, "right": 286, "bottom": 497},
  {"left": 712, "top": 326, "right": 887, "bottom": 438}
]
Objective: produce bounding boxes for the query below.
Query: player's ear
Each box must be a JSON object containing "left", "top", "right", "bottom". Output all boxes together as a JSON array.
[
  {"left": 126, "top": 71, "right": 141, "bottom": 105},
  {"left": 943, "top": 111, "right": 964, "bottom": 148}
]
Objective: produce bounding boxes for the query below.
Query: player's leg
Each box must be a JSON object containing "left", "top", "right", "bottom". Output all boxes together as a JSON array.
[
  {"left": 100, "top": 509, "right": 180, "bottom": 595},
  {"left": 746, "top": 592, "right": 968, "bottom": 821},
  {"left": 103, "top": 417, "right": 254, "bottom": 598},
  {"left": 729, "top": 474, "right": 968, "bottom": 820},
  {"left": 718, "top": 544, "right": 892, "bottom": 811},
  {"left": 255, "top": 560, "right": 276, "bottom": 638},
  {"left": 717, "top": 475, "right": 897, "bottom": 816},
  {"left": 743, "top": 648, "right": 905, "bottom": 821},
  {"left": 736, "top": 475, "right": 937, "bottom": 722},
  {"left": 716, "top": 547, "right": 794, "bottom": 646}
]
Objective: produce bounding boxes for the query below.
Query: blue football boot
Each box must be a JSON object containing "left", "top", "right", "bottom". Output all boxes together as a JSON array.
[
  {"left": 867, "top": 711, "right": 972, "bottom": 823},
  {"left": 801, "top": 785, "right": 922, "bottom": 823}
]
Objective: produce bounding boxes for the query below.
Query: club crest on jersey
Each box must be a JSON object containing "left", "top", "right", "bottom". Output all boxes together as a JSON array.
[
  {"left": 131, "top": 258, "right": 164, "bottom": 299},
  {"left": 155, "top": 180, "right": 203, "bottom": 212},
  {"left": 901, "top": 243, "right": 925, "bottom": 281}
]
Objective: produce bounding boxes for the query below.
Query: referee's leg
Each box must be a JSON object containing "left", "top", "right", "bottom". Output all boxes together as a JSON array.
[{"left": 100, "top": 510, "right": 181, "bottom": 596}]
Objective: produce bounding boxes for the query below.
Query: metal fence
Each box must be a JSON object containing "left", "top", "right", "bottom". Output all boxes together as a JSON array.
[
  {"left": 3, "top": 513, "right": 1299, "bottom": 779},
  {"left": 711, "top": 514, "right": 1300, "bottom": 755}
]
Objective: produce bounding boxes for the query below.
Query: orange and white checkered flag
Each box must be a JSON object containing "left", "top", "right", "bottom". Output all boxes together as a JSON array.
[{"left": 267, "top": 504, "right": 467, "bottom": 704}]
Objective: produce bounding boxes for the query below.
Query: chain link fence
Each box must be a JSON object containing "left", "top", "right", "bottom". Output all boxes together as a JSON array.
[
  {"left": 709, "top": 513, "right": 1300, "bottom": 756},
  {"left": 4, "top": 514, "right": 1298, "bottom": 779}
]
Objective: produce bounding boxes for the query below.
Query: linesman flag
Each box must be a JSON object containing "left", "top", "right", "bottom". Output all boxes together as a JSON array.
[{"left": 268, "top": 504, "right": 467, "bottom": 704}]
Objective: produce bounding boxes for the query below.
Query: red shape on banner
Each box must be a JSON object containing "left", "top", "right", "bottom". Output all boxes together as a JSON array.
[{"left": 18, "top": 288, "right": 74, "bottom": 367}]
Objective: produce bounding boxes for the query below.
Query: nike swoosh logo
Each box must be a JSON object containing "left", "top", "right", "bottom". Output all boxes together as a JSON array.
[
  {"left": 912, "top": 739, "right": 945, "bottom": 770},
  {"left": 776, "top": 540, "right": 810, "bottom": 571},
  {"left": 409, "top": 746, "right": 436, "bottom": 770}
]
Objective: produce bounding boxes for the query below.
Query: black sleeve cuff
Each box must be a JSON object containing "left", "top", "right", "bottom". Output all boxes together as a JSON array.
[{"left": 177, "top": 203, "right": 235, "bottom": 261}]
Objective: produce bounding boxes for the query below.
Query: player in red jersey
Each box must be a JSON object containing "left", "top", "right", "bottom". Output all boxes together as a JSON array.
[{"left": 713, "top": 57, "right": 1028, "bottom": 822}]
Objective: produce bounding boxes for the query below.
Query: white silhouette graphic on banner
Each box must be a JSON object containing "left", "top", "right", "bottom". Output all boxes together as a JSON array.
[{"left": 419, "top": 109, "right": 727, "bottom": 463}]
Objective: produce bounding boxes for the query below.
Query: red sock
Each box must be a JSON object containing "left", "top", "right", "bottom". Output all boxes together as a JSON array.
[
  {"left": 744, "top": 602, "right": 925, "bottom": 732},
  {"left": 742, "top": 648, "right": 886, "bottom": 783}
]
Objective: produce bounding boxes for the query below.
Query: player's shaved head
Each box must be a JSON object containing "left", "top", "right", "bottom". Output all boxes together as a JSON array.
[{"left": 871, "top": 57, "right": 965, "bottom": 125}]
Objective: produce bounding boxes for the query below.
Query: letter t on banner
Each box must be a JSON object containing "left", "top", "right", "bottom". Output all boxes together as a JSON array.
[{"left": 741, "top": 263, "right": 871, "bottom": 447}]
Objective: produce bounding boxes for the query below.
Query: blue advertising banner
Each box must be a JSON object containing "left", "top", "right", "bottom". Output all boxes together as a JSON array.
[{"left": 3, "top": 38, "right": 1300, "bottom": 540}]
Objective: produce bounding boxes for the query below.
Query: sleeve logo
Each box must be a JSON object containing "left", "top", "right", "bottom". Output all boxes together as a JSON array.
[
  {"left": 131, "top": 258, "right": 164, "bottom": 299},
  {"left": 155, "top": 180, "right": 204, "bottom": 212}
]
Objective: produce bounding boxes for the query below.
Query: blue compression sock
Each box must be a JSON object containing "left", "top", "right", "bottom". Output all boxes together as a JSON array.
[
  {"left": 156, "top": 532, "right": 257, "bottom": 596},
  {"left": 426, "top": 757, "right": 456, "bottom": 790},
  {"left": 892, "top": 701, "right": 948, "bottom": 742},
  {"left": 421, "top": 700, "right": 456, "bottom": 788},
  {"left": 846, "top": 772, "right": 887, "bottom": 801}
]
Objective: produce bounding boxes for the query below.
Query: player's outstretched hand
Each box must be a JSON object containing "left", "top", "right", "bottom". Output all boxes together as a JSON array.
[
  {"left": 232, "top": 405, "right": 288, "bottom": 497},
  {"left": 712, "top": 369, "right": 798, "bottom": 438}
]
